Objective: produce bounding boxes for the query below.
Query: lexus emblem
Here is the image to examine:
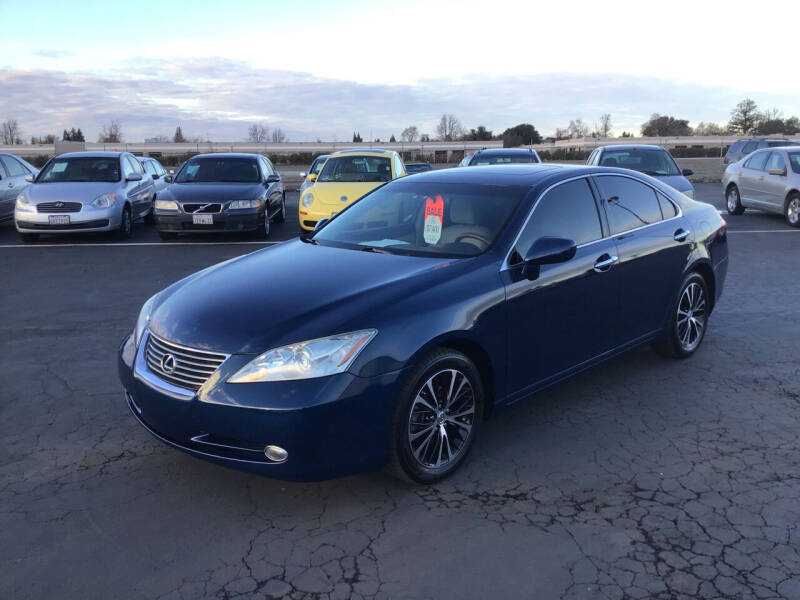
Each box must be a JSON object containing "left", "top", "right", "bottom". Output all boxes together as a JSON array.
[
  {"left": 340, "top": 196, "right": 348, "bottom": 202},
  {"left": 161, "top": 353, "right": 177, "bottom": 374}
]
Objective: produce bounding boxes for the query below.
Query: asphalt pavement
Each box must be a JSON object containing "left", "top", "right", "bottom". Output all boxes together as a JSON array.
[{"left": 2, "top": 183, "right": 800, "bottom": 599}]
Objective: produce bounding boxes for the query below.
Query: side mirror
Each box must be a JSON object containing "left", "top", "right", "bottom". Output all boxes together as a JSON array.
[
  {"left": 164, "top": 175, "right": 173, "bottom": 183},
  {"left": 25, "top": 174, "right": 34, "bottom": 182},
  {"left": 299, "top": 171, "right": 307, "bottom": 178},
  {"left": 307, "top": 173, "right": 317, "bottom": 183},
  {"left": 266, "top": 174, "right": 281, "bottom": 184},
  {"left": 313, "top": 218, "right": 329, "bottom": 232},
  {"left": 126, "top": 173, "right": 143, "bottom": 181},
  {"left": 768, "top": 167, "right": 786, "bottom": 176},
  {"left": 682, "top": 168, "right": 694, "bottom": 177},
  {"left": 521, "top": 237, "right": 576, "bottom": 279},
  {"left": 152, "top": 173, "right": 161, "bottom": 180}
]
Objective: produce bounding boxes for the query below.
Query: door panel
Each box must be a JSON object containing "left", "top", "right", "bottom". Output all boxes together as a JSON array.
[
  {"left": 739, "top": 152, "right": 769, "bottom": 206},
  {"left": 762, "top": 152, "right": 788, "bottom": 211}
]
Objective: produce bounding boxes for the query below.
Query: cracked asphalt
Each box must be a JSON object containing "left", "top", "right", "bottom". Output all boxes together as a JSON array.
[{"left": 2, "top": 184, "right": 800, "bottom": 599}]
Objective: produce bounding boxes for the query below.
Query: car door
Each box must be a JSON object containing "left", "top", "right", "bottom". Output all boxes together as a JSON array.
[
  {"left": 761, "top": 151, "right": 789, "bottom": 212},
  {"left": 261, "top": 158, "right": 282, "bottom": 218},
  {"left": 0, "top": 155, "right": 33, "bottom": 221},
  {"left": 120, "top": 155, "right": 140, "bottom": 215},
  {"left": 593, "top": 174, "right": 692, "bottom": 345},
  {"left": 125, "top": 155, "right": 150, "bottom": 218},
  {"left": 738, "top": 151, "right": 770, "bottom": 207},
  {"left": 0, "top": 158, "right": 12, "bottom": 221},
  {"left": 501, "top": 177, "right": 620, "bottom": 398}
]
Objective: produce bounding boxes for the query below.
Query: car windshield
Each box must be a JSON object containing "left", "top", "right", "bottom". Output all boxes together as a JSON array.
[
  {"left": 37, "top": 157, "right": 120, "bottom": 183},
  {"left": 767, "top": 141, "right": 799, "bottom": 148},
  {"left": 311, "top": 157, "right": 328, "bottom": 175},
  {"left": 473, "top": 154, "right": 538, "bottom": 165},
  {"left": 176, "top": 157, "right": 260, "bottom": 183},
  {"left": 788, "top": 152, "right": 800, "bottom": 174},
  {"left": 318, "top": 156, "right": 392, "bottom": 182},
  {"left": 407, "top": 164, "right": 433, "bottom": 173},
  {"left": 599, "top": 149, "right": 680, "bottom": 176},
  {"left": 312, "top": 181, "right": 525, "bottom": 258}
]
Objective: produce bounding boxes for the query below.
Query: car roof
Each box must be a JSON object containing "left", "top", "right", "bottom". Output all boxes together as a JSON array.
[
  {"left": 596, "top": 145, "right": 666, "bottom": 152},
  {"left": 189, "top": 153, "right": 263, "bottom": 159},
  {"left": 56, "top": 151, "right": 126, "bottom": 158},
  {"left": 474, "top": 148, "right": 537, "bottom": 155},
  {"left": 404, "top": 163, "right": 594, "bottom": 186},
  {"left": 329, "top": 149, "right": 396, "bottom": 157}
]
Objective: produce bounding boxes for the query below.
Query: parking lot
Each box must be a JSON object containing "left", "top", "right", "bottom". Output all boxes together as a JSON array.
[{"left": 2, "top": 182, "right": 799, "bottom": 599}]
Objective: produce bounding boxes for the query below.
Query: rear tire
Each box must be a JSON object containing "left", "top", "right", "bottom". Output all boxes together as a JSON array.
[
  {"left": 785, "top": 193, "right": 800, "bottom": 227},
  {"left": 654, "top": 272, "right": 709, "bottom": 359},
  {"left": 117, "top": 205, "right": 133, "bottom": 240},
  {"left": 19, "top": 232, "right": 39, "bottom": 244},
  {"left": 726, "top": 185, "right": 744, "bottom": 215},
  {"left": 386, "top": 348, "right": 483, "bottom": 484}
]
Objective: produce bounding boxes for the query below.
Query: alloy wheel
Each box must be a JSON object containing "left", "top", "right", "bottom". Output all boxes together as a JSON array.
[
  {"left": 677, "top": 282, "right": 706, "bottom": 353},
  {"left": 787, "top": 198, "right": 800, "bottom": 226},
  {"left": 727, "top": 189, "right": 738, "bottom": 212},
  {"left": 407, "top": 369, "right": 475, "bottom": 469}
]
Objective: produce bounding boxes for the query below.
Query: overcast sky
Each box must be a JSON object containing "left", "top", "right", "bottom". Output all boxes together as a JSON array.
[{"left": 0, "top": 0, "right": 793, "bottom": 142}]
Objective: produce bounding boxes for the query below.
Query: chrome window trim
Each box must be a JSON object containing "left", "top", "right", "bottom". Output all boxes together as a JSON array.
[{"left": 501, "top": 172, "right": 684, "bottom": 271}]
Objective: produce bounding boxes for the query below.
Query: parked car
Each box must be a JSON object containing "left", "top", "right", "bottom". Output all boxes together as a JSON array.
[
  {"left": 724, "top": 138, "right": 800, "bottom": 165},
  {"left": 463, "top": 148, "right": 541, "bottom": 166},
  {"left": 15, "top": 152, "right": 154, "bottom": 243},
  {"left": 298, "top": 149, "right": 406, "bottom": 231},
  {"left": 119, "top": 164, "right": 728, "bottom": 483},
  {"left": 153, "top": 153, "right": 284, "bottom": 240},
  {"left": 298, "top": 154, "right": 329, "bottom": 196},
  {"left": 138, "top": 156, "right": 171, "bottom": 199},
  {"left": 723, "top": 146, "right": 800, "bottom": 226},
  {"left": 405, "top": 162, "right": 434, "bottom": 174},
  {"left": 587, "top": 145, "right": 695, "bottom": 198},
  {"left": 0, "top": 152, "right": 39, "bottom": 224}
]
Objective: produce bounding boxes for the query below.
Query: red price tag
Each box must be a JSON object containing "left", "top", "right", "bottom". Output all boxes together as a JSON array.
[{"left": 424, "top": 195, "right": 444, "bottom": 244}]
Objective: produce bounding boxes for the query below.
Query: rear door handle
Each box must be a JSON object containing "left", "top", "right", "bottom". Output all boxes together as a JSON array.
[
  {"left": 673, "top": 228, "right": 690, "bottom": 242},
  {"left": 594, "top": 254, "right": 618, "bottom": 272}
]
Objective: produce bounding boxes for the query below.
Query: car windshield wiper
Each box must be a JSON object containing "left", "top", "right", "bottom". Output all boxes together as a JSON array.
[
  {"left": 360, "top": 246, "right": 391, "bottom": 254},
  {"left": 299, "top": 234, "right": 318, "bottom": 244}
]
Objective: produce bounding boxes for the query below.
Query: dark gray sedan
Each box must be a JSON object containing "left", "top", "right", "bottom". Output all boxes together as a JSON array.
[{"left": 154, "top": 153, "right": 285, "bottom": 239}]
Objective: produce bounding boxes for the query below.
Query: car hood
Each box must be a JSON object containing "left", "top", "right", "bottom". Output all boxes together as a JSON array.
[
  {"left": 25, "top": 182, "right": 118, "bottom": 203},
  {"left": 652, "top": 174, "right": 693, "bottom": 193},
  {"left": 165, "top": 182, "right": 265, "bottom": 203},
  {"left": 309, "top": 181, "right": 383, "bottom": 207},
  {"left": 148, "top": 239, "right": 459, "bottom": 354}
]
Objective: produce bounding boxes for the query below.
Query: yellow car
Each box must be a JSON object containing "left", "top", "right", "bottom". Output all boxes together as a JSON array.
[{"left": 298, "top": 149, "right": 406, "bottom": 231}]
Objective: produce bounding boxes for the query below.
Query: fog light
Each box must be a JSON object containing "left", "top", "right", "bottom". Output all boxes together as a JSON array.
[{"left": 264, "top": 445, "right": 288, "bottom": 463}]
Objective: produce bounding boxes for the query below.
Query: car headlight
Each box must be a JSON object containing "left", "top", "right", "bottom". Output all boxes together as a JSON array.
[
  {"left": 301, "top": 193, "right": 314, "bottom": 207},
  {"left": 228, "top": 329, "right": 377, "bottom": 383},
  {"left": 229, "top": 199, "right": 262, "bottom": 209},
  {"left": 155, "top": 199, "right": 179, "bottom": 211},
  {"left": 683, "top": 189, "right": 695, "bottom": 199},
  {"left": 92, "top": 193, "right": 116, "bottom": 208},
  {"left": 15, "top": 194, "right": 34, "bottom": 211},
  {"left": 134, "top": 295, "right": 157, "bottom": 348}
]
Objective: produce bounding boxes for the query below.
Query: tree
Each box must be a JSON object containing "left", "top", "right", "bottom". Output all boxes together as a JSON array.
[
  {"left": 1, "top": 119, "right": 21, "bottom": 144},
  {"left": 271, "top": 128, "right": 286, "bottom": 143},
  {"left": 30, "top": 134, "right": 56, "bottom": 144},
  {"left": 620, "top": 131, "right": 634, "bottom": 138},
  {"left": 598, "top": 113, "right": 612, "bottom": 137},
  {"left": 567, "top": 119, "right": 590, "bottom": 138},
  {"left": 73, "top": 128, "right": 84, "bottom": 142},
  {"left": 420, "top": 133, "right": 431, "bottom": 142},
  {"left": 436, "top": 114, "right": 463, "bottom": 141},
  {"left": 554, "top": 127, "right": 569, "bottom": 140},
  {"left": 694, "top": 122, "right": 726, "bottom": 135},
  {"left": 247, "top": 123, "right": 268, "bottom": 143},
  {"left": 352, "top": 132, "right": 362, "bottom": 142},
  {"left": 463, "top": 126, "right": 493, "bottom": 141},
  {"left": 785, "top": 117, "right": 800, "bottom": 135},
  {"left": 98, "top": 119, "right": 123, "bottom": 143},
  {"left": 173, "top": 126, "right": 186, "bottom": 143},
  {"left": 728, "top": 99, "right": 761, "bottom": 135},
  {"left": 640, "top": 114, "right": 691, "bottom": 136},
  {"left": 401, "top": 126, "right": 418, "bottom": 142},
  {"left": 389, "top": 134, "right": 396, "bottom": 143},
  {"left": 501, "top": 123, "right": 542, "bottom": 147}
]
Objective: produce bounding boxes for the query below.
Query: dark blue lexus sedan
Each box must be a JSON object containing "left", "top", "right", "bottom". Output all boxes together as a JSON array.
[{"left": 119, "top": 165, "right": 728, "bottom": 483}]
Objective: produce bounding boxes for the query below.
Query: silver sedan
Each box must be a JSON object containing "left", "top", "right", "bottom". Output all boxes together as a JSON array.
[
  {"left": 723, "top": 146, "right": 800, "bottom": 227},
  {"left": 14, "top": 151, "right": 155, "bottom": 242}
]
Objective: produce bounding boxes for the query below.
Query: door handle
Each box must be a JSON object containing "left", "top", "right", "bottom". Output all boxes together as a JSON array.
[
  {"left": 593, "top": 254, "right": 618, "bottom": 272},
  {"left": 7, "top": 183, "right": 13, "bottom": 188},
  {"left": 673, "top": 228, "right": 690, "bottom": 242}
]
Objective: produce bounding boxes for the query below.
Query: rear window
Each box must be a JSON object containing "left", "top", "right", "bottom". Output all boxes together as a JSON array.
[
  {"left": 472, "top": 153, "right": 539, "bottom": 165},
  {"left": 599, "top": 149, "right": 679, "bottom": 176},
  {"left": 742, "top": 142, "right": 758, "bottom": 155}
]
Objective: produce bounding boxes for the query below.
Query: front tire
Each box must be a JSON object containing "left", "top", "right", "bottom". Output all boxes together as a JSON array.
[
  {"left": 386, "top": 348, "right": 483, "bottom": 484},
  {"left": 144, "top": 197, "right": 156, "bottom": 224},
  {"left": 785, "top": 193, "right": 800, "bottom": 227},
  {"left": 117, "top": 205, "right": 133, "bottom": 240},
  {"left": 274, "top": 194, "right": 286, "bottom": 224},
  {"left": 726, "top": 185, "right": 744, "bottom": 215},
  {"left": 655, "top": 272, "right": 709, "bottom": 359},
  {"left": 257, "top": 212, "right": 270, "bottom": 239}
]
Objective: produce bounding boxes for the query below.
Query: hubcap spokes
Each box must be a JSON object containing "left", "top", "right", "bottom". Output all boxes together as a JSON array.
[
  {"left": 408, "top": 369, "right": 475, "bottom": 468},
  {"left": 677, "top": 282, "right": 706, "bottom": 351},
  {"left": 789, "top": 199, "right": 800, "bottom": 224},
  {"left": 727, "top": 191, "right": 737, "bottom": 211}
]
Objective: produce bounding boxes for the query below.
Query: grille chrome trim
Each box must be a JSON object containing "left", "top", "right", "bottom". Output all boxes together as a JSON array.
[
  {"left": 37, "top": 201, "right": 82, "bottom": 213},
  {"left": 145, "top": 332, "right": 228, "bottom": 391},
  {"left": 182, "top": 203, "right": 222, "bottom": 214}
]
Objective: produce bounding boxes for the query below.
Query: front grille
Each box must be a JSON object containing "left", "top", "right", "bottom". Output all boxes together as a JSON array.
[
  {"left": 182, "top": 203, "right": 222, "bottom": 214},
  {"left": 145, "top": 333, "right": 227, "bottom": 391},
  {"left": 37, "top": 202, "right": 82, "bottom": 213},
  {"left": 17, "top": 219, "right": 109, "bottom": 230}
]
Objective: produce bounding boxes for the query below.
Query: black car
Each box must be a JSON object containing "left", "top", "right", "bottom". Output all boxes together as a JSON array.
[
  {"left": 154, "top": 153, "right": 285, "bottom": 239},
  {"left": 405, "top": 162, "right": 434, "bottom": 174},
  {"left": 724, "top": 139, "right": 800, "bottom": 164}
]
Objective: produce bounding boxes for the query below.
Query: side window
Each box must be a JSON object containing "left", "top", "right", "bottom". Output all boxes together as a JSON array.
[
  {"left": 1, "top": 156, "right": 28, "bottom": 177},
  {"left": 744, "top": 152, "right": 768, "bottom": 171},
  {"left": 261, "top": 158, "right": 274, "bottom": 177},
  {"left": 125, "top": 156, "right": 143, "bottom": 174},
  {"left": 742, "top": 142, "right": 758, "bottom": 155},
  {"left": 514, "top": 178, "right": 602, "bottom": 260},
  {"left": 658, "top": 194, "right": 678, "bottom": 218},
  {"left": 765, "top": 152, "right": 786, "bottom": 173},
  {"left": 121, "top": 157, "right": 135, "bottom": 178},
  {"left": 393, "top": 155, "right": 405, "bottom": 177},
  {"left": 144, "top": 160, "right": 157, "bottom": 176},
  {"left": 588, "top": 150, "right": 598, "bottom": 165},
  {"left": 156, "top": 162, "right": 167, "bottom": 176},
  {"left": 596, "top": 175, "right": 663, "bottom": 234}
]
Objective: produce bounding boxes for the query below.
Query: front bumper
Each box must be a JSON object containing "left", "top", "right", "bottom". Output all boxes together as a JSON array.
[
  {"left": 298, "top": 206, "right": 339, "bottom": 231},
  {"left": 155, "top": 210, "right": 263, "bottom": 233},
  {"left": 15, "top": 207, "right": 118, "bottom": 233},
  {"left": 118, "top": 332, "right": 407, "bottom": 481}
]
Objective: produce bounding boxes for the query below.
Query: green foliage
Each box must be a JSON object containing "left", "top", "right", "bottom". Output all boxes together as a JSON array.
[
  {"left": 462, "top": 126, "right": 493, "bottom": 141},
  {"left": 352, "top": 132, "right": 362, "bottom": 142},
  {"left": 501, "top": 123, "right": 542, "bottom": 145},
  {"left": 173, "top": 126, "right": 186, "bottom": 143},
  {"left": 389, "top": 134, "right": 396, "bottom": 142},
  {"left": 641, "top": 114, "right": 692, "bottom": 136}
]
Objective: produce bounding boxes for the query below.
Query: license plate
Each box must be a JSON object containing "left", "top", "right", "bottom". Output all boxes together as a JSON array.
[
  {"left": 48, "top": 215, "right": 70, "bottom": 225},
  {"left": 192, "top": 214, "right": 213, "bottom": 225}
]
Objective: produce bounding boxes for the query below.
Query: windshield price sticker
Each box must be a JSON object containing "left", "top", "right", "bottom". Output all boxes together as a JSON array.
[{"left": 424, "top": 195, "right": 444, "bottom": 244}]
